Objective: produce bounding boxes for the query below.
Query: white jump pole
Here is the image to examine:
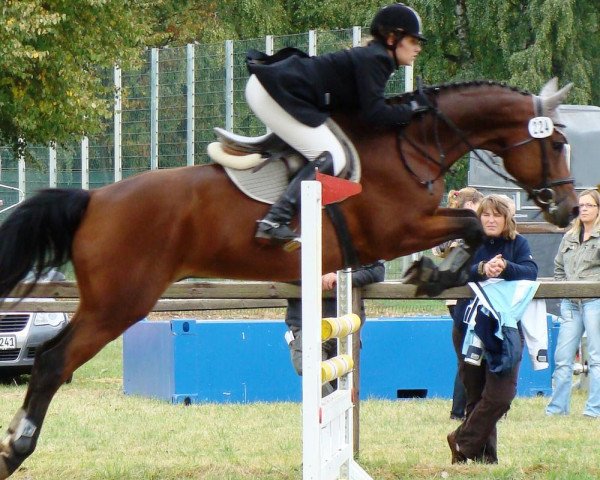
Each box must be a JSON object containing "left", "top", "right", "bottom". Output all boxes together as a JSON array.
[{"left": 301, "top": 180, "right": 372, "bottom": 480}]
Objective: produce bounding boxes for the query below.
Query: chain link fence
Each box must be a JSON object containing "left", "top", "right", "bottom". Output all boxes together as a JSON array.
[{"left": 0, "top": 27, "right": 422, "bottom": 281}]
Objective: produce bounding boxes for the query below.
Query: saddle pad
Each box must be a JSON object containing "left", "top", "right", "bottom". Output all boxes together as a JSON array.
[
  {"left": 224, "top": 161, "right": 289, "bottom": 205},
  {"left": 222, "top": 119, "right": 360, "bottom": 205}
]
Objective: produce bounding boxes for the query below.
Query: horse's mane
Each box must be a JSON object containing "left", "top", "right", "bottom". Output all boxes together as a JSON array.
[{"left": 389, "top": 80, "right": 531, "bottom": 104}]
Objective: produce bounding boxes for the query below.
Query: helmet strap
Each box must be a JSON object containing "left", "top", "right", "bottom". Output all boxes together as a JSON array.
[{"left": 384, "top": 32, "right": 404, "bottom": 68}]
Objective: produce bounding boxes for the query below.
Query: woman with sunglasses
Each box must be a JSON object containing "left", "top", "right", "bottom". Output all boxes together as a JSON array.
[{"left": 546, "top": 189, "right": 600, "bottom": 418}]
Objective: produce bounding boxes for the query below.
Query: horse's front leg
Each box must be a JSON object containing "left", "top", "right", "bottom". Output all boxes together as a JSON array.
[{"left": 403, "top": 208, "right": 484, "bottom": 296}]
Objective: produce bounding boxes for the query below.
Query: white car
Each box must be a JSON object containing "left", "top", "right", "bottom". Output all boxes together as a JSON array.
[{"left": 0, "top": 270, "right": 69, "bottom": 379}]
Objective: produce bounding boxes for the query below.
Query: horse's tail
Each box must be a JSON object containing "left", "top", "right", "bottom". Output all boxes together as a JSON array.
[{"left": 0, "top": 188, "right": 91, "bottom": 299}]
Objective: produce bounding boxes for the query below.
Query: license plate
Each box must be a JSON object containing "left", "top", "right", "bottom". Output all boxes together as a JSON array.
[{"left": 0, "top": 335, "right": 17, "bottom": 350}]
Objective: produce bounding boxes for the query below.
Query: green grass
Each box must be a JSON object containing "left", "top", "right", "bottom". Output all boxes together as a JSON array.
[{"left": 1, "top": 338, "right": 599, "bottom": 479}]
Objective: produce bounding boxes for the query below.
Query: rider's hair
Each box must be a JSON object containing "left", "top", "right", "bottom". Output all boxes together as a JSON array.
[
  {"left": 568, "top": 189, "right": 600, "bottom": 237},
  {"left": 446, "top": 187, "right": 483, "bottom": 209},
  {"left": 477, "top": 194, "right": 517, "bottom": 240}
]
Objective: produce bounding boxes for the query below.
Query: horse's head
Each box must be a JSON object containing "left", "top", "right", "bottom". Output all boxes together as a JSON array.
[{"left": 493, "top": 78, "right": 578, "bottom": 227}]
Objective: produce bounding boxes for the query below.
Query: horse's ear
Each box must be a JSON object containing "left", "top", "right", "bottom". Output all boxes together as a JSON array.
[
  {"left": 538, "top": 81, "right": 574, "bottom": 119},
  {"left": 539, "top": 77, "right": 558, "bottom": 97}
]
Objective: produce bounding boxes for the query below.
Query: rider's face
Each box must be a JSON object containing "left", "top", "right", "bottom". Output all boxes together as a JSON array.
[{"left": 390, "top": 35, "right": 422, "bottom": 66}]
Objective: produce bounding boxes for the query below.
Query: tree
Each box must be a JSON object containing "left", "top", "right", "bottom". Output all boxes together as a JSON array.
[
  {"left": 412, "top": 0, "right": 598, "bottom": 105},
  {"left": 2, "top": 0, "right": 597, "bottom": 181},
  {"left": 0, "top": 0, "right": 157, "bottom": 152}
]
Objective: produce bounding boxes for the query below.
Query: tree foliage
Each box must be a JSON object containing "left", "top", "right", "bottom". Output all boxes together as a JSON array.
[
  {"left": 410, "top": 0, "right": 598, "bottom": 104},
  {"left": 0, "top": 0, "right": 155, "bottom": 150},
  {"left": 0, "top": 0, "right": 597, "bottom": 183},
  {"left": 146, "top": 0, "right": 598, "bottom": 103}
]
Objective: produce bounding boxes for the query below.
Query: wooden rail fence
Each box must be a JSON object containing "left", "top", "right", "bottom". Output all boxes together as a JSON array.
[{"left": 2, "top": 280, "right": 600, "bottom": 313}]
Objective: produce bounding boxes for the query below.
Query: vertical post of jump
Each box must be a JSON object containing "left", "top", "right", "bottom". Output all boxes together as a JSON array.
[{"left": 301, "top": 180, "right": 372, "bottom": 480}]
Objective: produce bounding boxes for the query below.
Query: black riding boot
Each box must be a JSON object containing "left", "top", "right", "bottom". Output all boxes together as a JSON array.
[{"left": 255, "top": 153, "right": 334, "bottom": 245}]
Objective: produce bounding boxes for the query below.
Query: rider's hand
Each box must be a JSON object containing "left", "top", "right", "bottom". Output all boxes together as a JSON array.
[{"left": 410, "top": 93, "right": 430, "bottom": 114}]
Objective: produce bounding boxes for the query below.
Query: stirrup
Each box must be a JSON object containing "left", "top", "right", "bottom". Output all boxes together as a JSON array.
[{"left": 255, "top": 219, "right": 300, "bottom": 246}]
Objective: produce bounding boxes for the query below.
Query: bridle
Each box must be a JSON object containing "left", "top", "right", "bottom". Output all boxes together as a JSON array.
[{"left": 397, "top": 84, "right": 574, "bottom": 214}]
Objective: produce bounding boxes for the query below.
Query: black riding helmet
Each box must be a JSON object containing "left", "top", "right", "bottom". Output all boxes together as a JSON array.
[{"left": 370, "top": 3, "right": 427, "bottom": 43}]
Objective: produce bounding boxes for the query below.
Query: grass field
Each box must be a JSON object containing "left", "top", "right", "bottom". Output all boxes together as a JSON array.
[{"left": 1, "top": 337, "right": 599, "bottom": 479}]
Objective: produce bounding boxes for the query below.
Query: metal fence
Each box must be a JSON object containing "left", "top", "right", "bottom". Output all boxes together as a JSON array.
[
  {"left": 0, "top": 27, "right": 412, "bottom": 206},
  {"left": 0, "top": 27, "right": 415, "bottom": 278}
]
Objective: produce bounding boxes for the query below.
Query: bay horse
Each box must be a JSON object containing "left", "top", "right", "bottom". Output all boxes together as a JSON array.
[{"left": 0, "top": 78, "right": 577, "bottom": 478}]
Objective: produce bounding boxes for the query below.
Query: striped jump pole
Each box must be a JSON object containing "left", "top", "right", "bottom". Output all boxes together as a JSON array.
[{"left": 301, "top": 177, "right": 371, "bottom": 480}]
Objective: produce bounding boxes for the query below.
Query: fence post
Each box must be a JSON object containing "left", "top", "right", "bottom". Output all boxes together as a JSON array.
[
  {"left": 49, "top": 142, "right": 57, "bottom": 188},
  {"left": 308, "top": 30, "right": 317, "bottom": 56},
  {"left": 114, "top": 64, "right": 122, "bottom": 181},
  {"left": 186, "top": 44, "right": 195, "bottom": 167},
  {"left": 265, "top": 35, "right": 274, "bottom": 55},
  {"left": 150, "top": 48, "right": 159, "bottom": 170},
  {"left": 18, "top": 144, "right": 25, "bottom": 201},
  {"left": 404, "top": 63, "right": 414, "bottom": 92},
  {"left": 352, "top": 26, "right": 362, "bottom": 47},
  {"left": 81, "top": 136, "right": 89, "bottom": 190},
  {"left": 225, "top": 40, "right": 234, "bottom": 131}
]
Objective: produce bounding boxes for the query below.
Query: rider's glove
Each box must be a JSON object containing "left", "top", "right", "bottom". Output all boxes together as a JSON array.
[{"left": 409, "top": 93, "right": 430, "bottom": 115}]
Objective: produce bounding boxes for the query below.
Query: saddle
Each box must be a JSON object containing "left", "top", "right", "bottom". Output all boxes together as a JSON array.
[{"left": 206, "top": 119, "right": 361, "bottom": 204}]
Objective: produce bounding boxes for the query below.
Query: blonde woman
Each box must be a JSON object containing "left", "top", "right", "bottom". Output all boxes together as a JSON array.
[
  {"left": 433, "top": 187, "right": 484, "bottom": 258},
  {"left": 432, "top": 187, "right": 483, "bottom": 421},
  {"left": 447, "top": 195, "right": 538, "bottom": 464},
  {"left": 546, "top": 189, "right": 600, "bottom": 417}
]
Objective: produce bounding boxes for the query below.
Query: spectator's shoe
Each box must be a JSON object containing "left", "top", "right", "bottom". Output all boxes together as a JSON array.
[{"left": 447, "top": 432, "right": 467, "bottom": 464}]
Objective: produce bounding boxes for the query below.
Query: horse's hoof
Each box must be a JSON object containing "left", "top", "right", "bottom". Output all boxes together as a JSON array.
[
  {"left": 402, "top": 257, "right": 437, "bottom": 286},
  {"left": 0, "top": 458, "right": 10, "bottom": 480},
  {"left": 0, "top": 442, "right": 13, "bottom": 480}
]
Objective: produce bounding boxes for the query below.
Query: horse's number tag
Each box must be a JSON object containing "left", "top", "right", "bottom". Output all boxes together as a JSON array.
[{"left": 528, "top": 116, "right": 554, "bottom": 138}]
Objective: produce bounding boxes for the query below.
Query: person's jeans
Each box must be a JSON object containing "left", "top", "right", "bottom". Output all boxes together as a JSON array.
[{"left": 546, "top": 299, "right": 600, "bottom": 417}]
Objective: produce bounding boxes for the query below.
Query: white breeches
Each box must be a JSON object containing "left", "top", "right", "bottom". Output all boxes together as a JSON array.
[{"left": 245, "top": 74, "right": 347, "bottom": 176}]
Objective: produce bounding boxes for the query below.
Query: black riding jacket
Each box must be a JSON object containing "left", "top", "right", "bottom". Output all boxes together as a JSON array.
[{"left": 247, "top": 42, "right": 414, "bottom": 128}]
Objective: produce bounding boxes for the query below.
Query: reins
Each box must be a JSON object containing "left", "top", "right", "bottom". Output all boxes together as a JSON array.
[{"left": 396, "top": 82, "right": 574, "bottom": 206}]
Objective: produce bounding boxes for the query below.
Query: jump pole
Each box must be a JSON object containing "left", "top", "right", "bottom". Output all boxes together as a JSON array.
[{"left": 301, "top": 178, "right": 372, "bottom": 480}]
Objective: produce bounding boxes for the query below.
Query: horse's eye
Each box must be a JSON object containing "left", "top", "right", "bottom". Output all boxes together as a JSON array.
[{"left": 552, "top": 141, "right": 565, "bottom": 151}]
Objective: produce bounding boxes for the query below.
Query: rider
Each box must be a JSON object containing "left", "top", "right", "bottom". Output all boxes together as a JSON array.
[{"left": 245, "top": 2, "right": 429, "bottom": 245}]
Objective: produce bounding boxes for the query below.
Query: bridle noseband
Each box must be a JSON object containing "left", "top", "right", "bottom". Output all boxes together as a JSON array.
[{"left": 397, "top": 84, "right": 574, "bottom": 213}]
